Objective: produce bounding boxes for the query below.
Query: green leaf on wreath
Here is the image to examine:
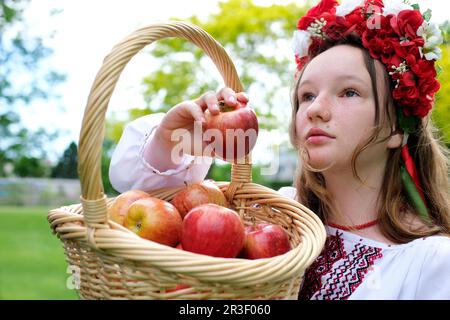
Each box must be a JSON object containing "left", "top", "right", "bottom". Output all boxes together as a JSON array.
[
  {"left": 397, "top": 109, "right": 419, "bottom": 134},
  {"left": 423, "top": 9, "right": 432, "bottom": 22},
  {"left": 436, "top": 64, "right": 442, "bottom": 76}
]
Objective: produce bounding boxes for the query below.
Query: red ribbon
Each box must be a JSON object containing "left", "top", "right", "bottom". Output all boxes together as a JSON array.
[{"left": 401, "top": 144, "right": 426, "bottom": 205}]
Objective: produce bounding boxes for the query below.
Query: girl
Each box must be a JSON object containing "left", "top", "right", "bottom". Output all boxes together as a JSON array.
[{"left": 109, "top": 0, "right": 450, "bottom": 299}]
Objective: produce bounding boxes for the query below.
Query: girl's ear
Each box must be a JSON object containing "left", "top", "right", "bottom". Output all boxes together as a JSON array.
[{"left": 387, "top": 131, "right": 403, "bottom": 149}]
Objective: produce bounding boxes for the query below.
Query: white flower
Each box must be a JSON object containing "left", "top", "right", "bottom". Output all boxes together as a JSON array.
[
  {"left": 382, "top": 0, "right": 413, "bottom": 16},
  {"left": 292, "top": 30, "right": 312, "bottom": 57},
  {"left": 336, "top": 0, "right": 364, "bottom": 17},
  {"left": 424, "top": 48, "right": 441, "bottom": 61},
  {"left": 417, "top": 22, "right": 443, "bottom": 60}
]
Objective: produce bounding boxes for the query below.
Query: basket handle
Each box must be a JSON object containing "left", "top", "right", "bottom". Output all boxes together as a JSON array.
[{"left": 78, "top": 21, "right": 251, "bottom": 226}]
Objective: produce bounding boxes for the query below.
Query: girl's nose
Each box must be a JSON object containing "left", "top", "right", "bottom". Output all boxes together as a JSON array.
[{"left": 306, "top": 95, "right": 331, "bottom": 122}]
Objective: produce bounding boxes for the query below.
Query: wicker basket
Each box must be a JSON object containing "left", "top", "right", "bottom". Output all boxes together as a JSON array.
[{"left": 48, "top": 21, "right": 326, "bottom": 300}]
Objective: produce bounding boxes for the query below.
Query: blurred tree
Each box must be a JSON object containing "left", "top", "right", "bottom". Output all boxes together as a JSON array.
[
  {"left": 434, "top": 43, "right": 450, "bottom": 145},
  {"left": 0, "top": 111, "right": 58, "bottom": 176},
  {"left": 441, "top": 21, "right": 450, "bottom": 44},
  {"left": 433, "top": 20, "right": 450, "bottom": 145},
  {"left": 51, "top": 142, "right": 78, "bottom": 178},
  {"left": 102, "top": 138, "right": 119, "bottom": 196},
  {"left": 50, "top": 139, "right": 118, "bottom": 196},
  {"left": 138, "top": 0, "right": 303, "bottom": 128},
  {"left": 0, "top": 0, "right": 65, "bottom": 176},
  {"left": 13, "top": 156, "right": 48, "bottom": 177}
]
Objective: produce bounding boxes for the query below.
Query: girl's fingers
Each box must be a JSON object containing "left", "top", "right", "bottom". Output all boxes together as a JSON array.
[
  {"left": 203, "top": 92, "right": 220, "bottom": 115},
  {"left": 194, "top": 88, "right": 250, "bottom": 117},
  {"left": 194, "top": 91, "right": 220, "bottom": 115},
  {"left": 217, "top": 87, "right": 238, "bottom": 106},
  {"left": 185, "top": 101, "right": 206, "bottom": 123},
  {"left": 236, "top": 92, "right": 249, "bottom": 103}
]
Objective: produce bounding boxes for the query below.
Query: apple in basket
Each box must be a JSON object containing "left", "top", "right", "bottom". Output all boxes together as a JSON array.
[
  {"left": 170, "top": 179, "right": 228, "bottom": 218},
  {"left": 181, "top": 204, "right": 245, "bottom": 258},
  {"left": 124, "top": 197, "right": 182, "bottom": 247},
  {"left": 240, "top": 223, "right": 291, "bottom": 259},
  {"left": 108, "top": 189, "right": 150, "bottom": 225},
  {"left": 204, "top": 100, "right": 258, "bottom": 162}
]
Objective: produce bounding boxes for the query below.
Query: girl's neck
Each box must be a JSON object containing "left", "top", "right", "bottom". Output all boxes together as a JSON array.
[{"left": 323, "top": 163, "right": 386, "bottom": 227}]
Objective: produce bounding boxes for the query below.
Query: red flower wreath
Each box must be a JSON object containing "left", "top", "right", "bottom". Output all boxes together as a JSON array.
[{"left": 292, "top": 0, "right": 443, "bottom": 131}]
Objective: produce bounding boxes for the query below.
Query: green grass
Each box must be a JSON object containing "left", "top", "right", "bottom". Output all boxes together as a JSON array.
[{"left": 0, "top": 206, "right": 79, "bottom": 300}]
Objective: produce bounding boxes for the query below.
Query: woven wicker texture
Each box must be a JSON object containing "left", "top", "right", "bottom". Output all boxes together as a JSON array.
[{"left": 48, "top": 21, "right": 326, "bottom": 300}]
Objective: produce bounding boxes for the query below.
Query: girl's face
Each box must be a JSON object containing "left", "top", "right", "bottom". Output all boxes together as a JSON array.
[{"left": 295, "top": 45, "right": 400, "bottom": 173}]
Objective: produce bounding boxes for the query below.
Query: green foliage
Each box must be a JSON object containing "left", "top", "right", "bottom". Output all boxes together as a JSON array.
[
  {"left": 422, "top": 9, "right": 432, "bottom": 23},
  {"left": 0, "top": 111, "right": 57, "bottom": 177},
  {"left": 396, "top": 109, "right": 420, "bottom": 135},
  {"left": 12, "top": 156, "right": 48, "bottom": 177},
  {"left": 122, "top": 0, "right": 305, "bottom": 129},
  {"left": 0, "top": 0, "right": 64, "bottom": 176},
  {"left": 102, "top": 139, "right": 119, "bottom": 196},
  {"left": 441, "top": 21, "right": 450, "bottom": 45},
  {"left": 49, "top": 139, "right": 118, "bottom": 196},
  {"left": 51, "top": 142, "right": 78, "bottom": 178},
  {"left": 433, "top": 44, "right": 450, "bottom": 145}
]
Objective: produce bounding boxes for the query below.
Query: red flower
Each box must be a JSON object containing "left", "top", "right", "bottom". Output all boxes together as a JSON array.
[
  {"left": 344, "top": 8, "right": 365, "bottom": 35},
  {"left": 418, "top": 77, "right": 440, "bottom": 97},
  {"left": 298, "top": 0, "right": 339, "bottom": 30},
  {"left": 298, "top": 16, "right": 316, "bottom": 30},
  {"left": 390, "top": 10, "right": 424, "bottom": 40},
  {"left": 295, "top": 55, "right": 310, "bottom": 71},
  {"left": 397, "top": 71, "right": 417, "bottom": 90},
  {"left": 362, "top": 15, "right": 397, "bottom": 60},
  {"left": 306, "top": 0, "right": 338, "bottom": 17},
  {"left": 308, "top": 37, "right": 325, "bottom": 57},
  {"left": 323, "top": 17, "right": 350, "bottom": 40},
  {"left": 364, "top": 0, "right": 384, "bottom": 12}
]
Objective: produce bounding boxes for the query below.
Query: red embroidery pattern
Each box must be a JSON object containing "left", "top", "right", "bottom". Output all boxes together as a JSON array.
[
  {"left": 298, "top": 234, "right": 346, "bottom": 300},
  {"left": 299, "top": 231, "right": 383, "bottom": 300}
]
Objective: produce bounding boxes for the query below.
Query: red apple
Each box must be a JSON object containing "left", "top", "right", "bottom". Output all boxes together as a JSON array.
[
  {"left": 204, "top": 100, "right": 258, "bottom": 162},
  {"left": 171, "top": 180, "right": 228, "bottom": 218},
  {"left": 108, "top": 189, "right": 150, "bottom": 225},
  {"left": 240, "top": 223, "right": 291, "bottom": 259},
  {"left": 124, "top": 197, "right": 182, "bottom": 247},
  {"left": 181, "top": 204, "right": 245, "bottom": 258}
]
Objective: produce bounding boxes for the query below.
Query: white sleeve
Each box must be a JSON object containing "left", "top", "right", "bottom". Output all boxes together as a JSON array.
[
  {"left": 415, "top": 237, "right": 450, "bottom": 299},
  {"left": 277, "top": 186, "right": 297, "bottom": 200},
  {"left": 109, "top": 113, "right": 213, "bottom": 193}
]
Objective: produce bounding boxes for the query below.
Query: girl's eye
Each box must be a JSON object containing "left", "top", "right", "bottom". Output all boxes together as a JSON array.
[
  {"left": 301, "top": 93, "right": 316, "bottom": 102},
  {"left": 342, "top": 88, "right": 360, "bottom": 98}
]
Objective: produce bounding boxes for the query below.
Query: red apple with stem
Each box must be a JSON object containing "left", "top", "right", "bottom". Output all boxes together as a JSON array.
[
  {"left": 108, "top": 189, "right": 150, "bottom": 225},
  {"left": 124, "top": 197, "right": 182, "bottom": 247},
  {"left": 203, "top": 100, "right": 258, "bottom": 162},
  {"left": 171, "top": 180, "right": 228, "bottom": 219},
  {"left": 181, "top": 204, "right": 245, "bottom": 258},
  {"left": 240, "top": 223, "right": 291, "bottom": 259}
]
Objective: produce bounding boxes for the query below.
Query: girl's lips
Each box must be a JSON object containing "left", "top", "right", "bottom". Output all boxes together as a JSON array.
[
  {"left": 306, "top": 135, "right": 334, "bottom": 145},
  {"left": 305, "top": 128, "right": 335, "bottom": 145}
]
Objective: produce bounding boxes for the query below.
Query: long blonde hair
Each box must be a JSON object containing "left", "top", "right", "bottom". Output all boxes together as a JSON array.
[{"left": 288, "top": 38, "right": 450, "bottom": 243}]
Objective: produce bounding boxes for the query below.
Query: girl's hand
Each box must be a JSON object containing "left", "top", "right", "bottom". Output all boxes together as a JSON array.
[{"left": 155, "top": 87, "right": 249, "bottom": 156}]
